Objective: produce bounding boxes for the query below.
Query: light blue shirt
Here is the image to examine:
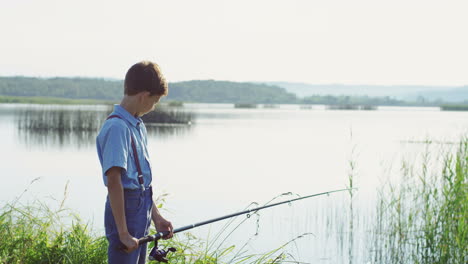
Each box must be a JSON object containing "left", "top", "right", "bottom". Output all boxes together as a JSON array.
[{"left": 96, "top": 105, "right": 153, "bottom": 190}]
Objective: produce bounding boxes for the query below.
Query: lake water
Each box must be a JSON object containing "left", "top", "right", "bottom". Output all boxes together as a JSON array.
[{"left": 1, "top": 103, "right": 467, "bottom": 263}]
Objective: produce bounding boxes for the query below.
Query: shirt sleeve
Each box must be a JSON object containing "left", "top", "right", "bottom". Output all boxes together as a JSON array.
[{"left": 100, "top": 122, "right": 130, "bottom": 176}]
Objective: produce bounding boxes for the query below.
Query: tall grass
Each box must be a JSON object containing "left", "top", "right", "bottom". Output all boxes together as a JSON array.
[
  {"left": 370, "top": 139, "right": 468, "bottom": 263},
  {"left": 0, "top": 200, "right": 108, "bottom": 263},
  {"left": 347, "top": 129, "right": 358, "bottom": 264}
]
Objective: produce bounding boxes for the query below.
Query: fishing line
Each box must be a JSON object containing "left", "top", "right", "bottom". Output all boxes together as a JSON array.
[{"left": 138, "top": 187, "right": 355, "bottom": 262}]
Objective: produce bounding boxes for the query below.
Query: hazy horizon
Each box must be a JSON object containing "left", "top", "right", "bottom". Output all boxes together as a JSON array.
[
  {"left": 1, "top": 0, "right": 467, "bottom": 86},
  {"left": 0, "top": 75, "right": 466, "bottom": 89}
]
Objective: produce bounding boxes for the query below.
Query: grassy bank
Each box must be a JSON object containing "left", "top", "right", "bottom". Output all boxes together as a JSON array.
[
  {"left": 0, "top": 95, "right": 115, "bottom": 105},
  {"left": 0, "top": 195, "right": 302, "bottom": 263}
]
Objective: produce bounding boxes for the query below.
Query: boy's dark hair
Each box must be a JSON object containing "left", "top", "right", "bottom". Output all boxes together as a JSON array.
[{"left": 124, "top": 61, "right": 168, "bottom": 96}]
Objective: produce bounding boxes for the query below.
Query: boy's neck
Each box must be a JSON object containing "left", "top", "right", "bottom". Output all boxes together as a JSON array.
[{"left": 120, "top": 95, "right": 140, "bottom": 117}]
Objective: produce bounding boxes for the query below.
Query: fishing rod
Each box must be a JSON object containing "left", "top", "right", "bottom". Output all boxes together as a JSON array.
[{"left": 139, "top": 188, "right": 354, "bottom": 262}]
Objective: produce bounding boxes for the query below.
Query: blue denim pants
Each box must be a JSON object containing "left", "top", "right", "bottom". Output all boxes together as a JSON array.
[{"left": 105, "top": 187, "right": 153, "bottom": 264}]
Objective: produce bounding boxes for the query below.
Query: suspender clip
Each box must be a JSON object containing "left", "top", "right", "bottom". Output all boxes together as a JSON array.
[{"left": 138, "top": 175, "right": 145, "bottom": 191}]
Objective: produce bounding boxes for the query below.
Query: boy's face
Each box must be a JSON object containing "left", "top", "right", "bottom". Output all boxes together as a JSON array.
[{"left": 140, "top": 92, "right": 162, "bottom": 116}]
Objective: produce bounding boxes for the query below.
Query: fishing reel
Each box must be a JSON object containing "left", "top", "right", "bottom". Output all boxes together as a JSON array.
[{"left": 148, "top": 240, "right": 176, "bottom": 263}]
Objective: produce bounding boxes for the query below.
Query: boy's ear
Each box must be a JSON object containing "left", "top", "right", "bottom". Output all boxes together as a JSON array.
[
  {"left": 143, "top": 91, "right": 152, "bottom": 98},
  {"left": 137, "top": 91, "right": 151, "bottom": 101}
]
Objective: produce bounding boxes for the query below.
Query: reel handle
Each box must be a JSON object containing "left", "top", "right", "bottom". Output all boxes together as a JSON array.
[{"left": 118, "top": 231, "right": 170, "bottom": 251}]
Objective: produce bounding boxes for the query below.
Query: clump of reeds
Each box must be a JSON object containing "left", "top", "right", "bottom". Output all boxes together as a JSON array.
[
  {"left": 359, "top": 105, "right": 377, "bottom": 110},
  {"left": 299, "top": 105, "right": 313, "bottom": 110},
  {"left": 327, "top": 104, "right": 360, "bottom": 110},
  {"left": 141, "top": 106, "right": 194, "bottom": 125},
  {"left": 15, "top": 108, "right": 107, "bottom": 148},
  {"left": 262, "top": 104, "right": 279, "bottom": 109},
  {"left": 234, "top": 103, "right": 258, "bottom": 109},
  {"left": 440, "top": 104, "right": 468, "bottom": 111},
  {"left": 16, "top": 108, "right": 105, "bottom": 132},
  {"left": 327, "top": 104, "right": 376, "bottom": 110},
  {"left": 370, "top": 138, "right": 468, "bottom": 263},
  {"left": 166, "top": 101, "right": 184, "bottom": 107}
]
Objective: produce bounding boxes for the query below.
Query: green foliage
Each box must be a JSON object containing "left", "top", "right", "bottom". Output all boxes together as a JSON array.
[
  {"left": 0, "top": 201, "right": 108, "bottom": 264},
  {"left": 0, "top": 95, "right": 114, "bottom": 105},
  {"left": 371, "top": 139, "right": 468, "bottom": 263},
  {"left": 167, "top": 80, "right": 297, "bottom": 104},
  {"left": 440, "top": 104, "right": 468, "bottom": 111},
  {"left": 0, "top": 77, "right": 123, "bottom": 101}
]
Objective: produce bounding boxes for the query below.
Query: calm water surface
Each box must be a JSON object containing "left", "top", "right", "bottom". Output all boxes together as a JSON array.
[{"left": 1, "top": 103, "right": 467, "bottom": 263}]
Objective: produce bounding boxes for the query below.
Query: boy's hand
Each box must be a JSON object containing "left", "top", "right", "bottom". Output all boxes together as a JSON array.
[
  {"left": 119, "top": 232, "right": 139, "bottom": 252},
  {"left": 155, "top": 217, "right": 174, "bottom": 239}
]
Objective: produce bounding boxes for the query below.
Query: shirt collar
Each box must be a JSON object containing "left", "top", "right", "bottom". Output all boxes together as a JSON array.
[{"left": 113, "top": 104, "right": 142, "bottom": 127}]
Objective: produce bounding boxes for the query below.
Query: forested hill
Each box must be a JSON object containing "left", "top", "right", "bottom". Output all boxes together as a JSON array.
[
  {"left": 167, "top": 80, "right": 296, "bottom": 103},
  {"left": 0, "top": 77, "right": 297, "bottom": 104}
]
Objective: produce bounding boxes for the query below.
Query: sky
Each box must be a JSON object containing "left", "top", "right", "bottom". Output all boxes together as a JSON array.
[{"left": 0, "top": 0, "right": 467, "bottom": 86}]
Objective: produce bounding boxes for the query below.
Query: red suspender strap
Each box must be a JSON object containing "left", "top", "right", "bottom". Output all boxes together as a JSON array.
[{"left": 107, "top": 115, "right": 145, "bottom": 190}]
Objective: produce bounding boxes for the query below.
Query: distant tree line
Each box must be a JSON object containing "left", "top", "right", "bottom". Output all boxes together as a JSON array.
[
  {"left": 166, "top": 80, "right": 297, "bottom": 104},
  {"left": 0, "top": 77, "right": 123, "bottom": 101},
  {"left": 301, "top": 95, "right": 403, "bottom": 106},
  {"left": 0, "top": 76, "right": 445, "bottom": 106}
]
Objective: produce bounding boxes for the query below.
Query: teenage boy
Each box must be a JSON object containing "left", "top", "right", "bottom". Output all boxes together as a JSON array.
[{"left": 97, "top": 61, "right": 174, "bottom": 264}]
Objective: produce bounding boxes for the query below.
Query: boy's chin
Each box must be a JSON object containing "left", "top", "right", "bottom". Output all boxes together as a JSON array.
[{"left": 140, "top": 109, "right": 154, "bottom": 117}]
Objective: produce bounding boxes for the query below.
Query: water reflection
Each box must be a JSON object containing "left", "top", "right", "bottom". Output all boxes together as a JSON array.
[
  {"left": 15, "top": 107, "right": 195, "bottom": 148},
  {"left": 16, "top": 108, "right": 105, "bottom": 149},
  {"left": 146, "top": 124, "right": 194, "bottom": 139}
]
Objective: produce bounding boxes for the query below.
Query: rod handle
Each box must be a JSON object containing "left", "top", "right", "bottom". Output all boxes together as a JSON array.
[
  {"left": 138, "top": 231, "right": 170, "bottom": 244},
  {"left": 138, "top": 235, "right": 156, "bottom": 244}
]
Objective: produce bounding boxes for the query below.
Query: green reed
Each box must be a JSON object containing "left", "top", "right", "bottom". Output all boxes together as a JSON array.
[
  {"left": 346, "top": 129, "right": 358, "bottom": 264},
  {"left": 370, "top": 138, "right": 467, "bottom": 263}
]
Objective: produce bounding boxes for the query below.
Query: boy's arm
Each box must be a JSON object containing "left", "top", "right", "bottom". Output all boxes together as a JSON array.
[
  {"left": 107, "top": 166, "right": 139, "bottom": 252},
  {"left": 151, "top": 203, "right": 174, "bottom": 239}
]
